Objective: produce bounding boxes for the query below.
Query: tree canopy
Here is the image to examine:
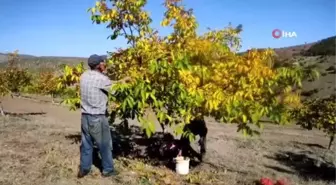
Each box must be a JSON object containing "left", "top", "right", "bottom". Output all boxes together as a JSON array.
[{"left": 59, "top": 0, "right": 309, "bottom": 139}]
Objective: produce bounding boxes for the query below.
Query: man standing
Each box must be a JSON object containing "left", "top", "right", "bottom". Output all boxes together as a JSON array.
[{"left": 78, "top": 54, "right": 125, "bottom": 178}]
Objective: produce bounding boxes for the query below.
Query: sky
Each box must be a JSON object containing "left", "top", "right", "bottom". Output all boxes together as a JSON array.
[{"left": 0, "top": 0, "right": 335, "bottom": 57}]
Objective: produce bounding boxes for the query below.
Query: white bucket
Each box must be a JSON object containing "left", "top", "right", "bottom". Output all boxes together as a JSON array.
[{"left": 174, "top": 156, "right": 190, "bottom": 175}]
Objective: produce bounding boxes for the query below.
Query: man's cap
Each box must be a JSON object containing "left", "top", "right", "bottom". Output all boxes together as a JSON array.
[{"left": 88, "top": 54, "right": 107, "bottom": 68}]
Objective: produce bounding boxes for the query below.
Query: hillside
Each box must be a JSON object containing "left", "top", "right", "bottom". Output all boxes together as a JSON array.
[
  {"left": 272, "top": 42, "right": 314, "bottom": 60},
  {"left": 1, "top": 36, "right": 334, "bottom": 67},
  {"left": 273, "top": 36, "right": 336, "bottom": 99},
  {"left": 0, "top": 52, "right": 86, "bottom": 70},
  {"left": 301, "top": 36, "right": 336, "bottom": 56},
  {"left": 274, "top": 36, "right": 336, "bottom": 59},
  {"left": 296, "top": 55, "right": 335, "bottom": 99},
  {"left": 0, "top": 36, "right": 335, "bottom": 98},
  {"left": 238, "top": 36, "right": 336, "bottom": 99}
]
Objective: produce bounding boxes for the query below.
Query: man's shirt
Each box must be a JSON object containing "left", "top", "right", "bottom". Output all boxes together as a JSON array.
[{"left": 80, "top": 70, "right": 112, "bottom": 115}]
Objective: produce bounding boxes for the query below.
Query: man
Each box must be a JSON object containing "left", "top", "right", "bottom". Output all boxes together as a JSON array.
[
  {"left": 78, "top": 54, "right": 127, "bottom": 178},
  {"left": 179, "top": 118, "right": 208, "bottom": 162}
]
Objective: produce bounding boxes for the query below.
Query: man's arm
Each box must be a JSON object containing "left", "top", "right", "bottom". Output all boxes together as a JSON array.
[
  {"left": 96, "top": 75, "right": 130, "bottom": 94},
  {"left": 96, "top": 76, "right": 113, "bottom": 94}
]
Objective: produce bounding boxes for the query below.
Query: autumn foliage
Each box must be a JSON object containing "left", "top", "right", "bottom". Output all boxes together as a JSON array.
[
  {"left": 56, "top": 63, "right": 84, "bottom": 110},
  {"left": 0, "top": 2, "right": 333, "bottom": 185},
  {"left": 0, "top": 51, "right": 32, "bottom": 115},
  {"left": 51, "top": 0, "right": 309, "bottom": 139},
  {"left": 0, "top": 0, "right": 317, "bottom": 143},
  {"left": 0, "top": 51, "right": 32, "bottom": 95}
]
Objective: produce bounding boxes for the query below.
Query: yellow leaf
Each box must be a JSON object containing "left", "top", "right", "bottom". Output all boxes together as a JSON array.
[{"left": 242, "top": 115, "right": 247, "bottom": 123}]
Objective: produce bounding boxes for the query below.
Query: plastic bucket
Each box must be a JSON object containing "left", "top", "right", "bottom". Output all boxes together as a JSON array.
[{"left": 174, "top": 156, "right": 190, "bottom": 175}]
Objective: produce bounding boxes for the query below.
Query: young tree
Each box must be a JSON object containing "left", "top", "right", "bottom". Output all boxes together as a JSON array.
[
  {"left": 292, "top": 95, "right": 336, "bottom": 149},
  {"left": 34, "top": 71, "right": 62, "bottom": 103},
  {"left": 0, "top": 71, "right": 9, "bottom": 116},
  {"left": 57, "top": 63, "right": 84, "bottom": 110},
  {"left": 4, "top": 51, "right": 32, "bottom": 96},
  {"left": 0, "top": 51, "right": 32, "bottom": 116}
]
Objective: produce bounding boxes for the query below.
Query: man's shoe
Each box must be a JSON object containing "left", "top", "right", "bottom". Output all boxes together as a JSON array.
[
  {"left": 77, "top": 169, "right": 90, "bottom": 178},
  {"left": 102, "top": 170, "right": 119, "bottom": 177}
]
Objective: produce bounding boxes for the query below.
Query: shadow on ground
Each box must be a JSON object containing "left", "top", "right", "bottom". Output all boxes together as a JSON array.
[
  {"left": 3, "top": 111, "right": 46, "bottom": 121},
  {"left": 65, "top": 123, "right": 203, "bottom": 172},
  {"left": 4, "top": 111, "right": 46, "bottom": 116},
  {"left": 292, "top": 141, "right": 326, "bottom": 149},
  {"left": 265, "top": 151, "right": 336, "bottom": 182}
]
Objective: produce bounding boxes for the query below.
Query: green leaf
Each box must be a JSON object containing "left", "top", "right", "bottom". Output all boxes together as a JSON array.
[
  {"left": 251, "top": 112, "right": 259, "bottom": 124},
  {"left": 145, "top": 128, "right": 151, "bottom": 138},
  {"left": 141, "top": 90, "right": 146, "bottom": 101},
  {"left": 122, "top": 101, "right": 127, "bottom": 112},
  {"left": 242, "top": 128, "right": 247, "bottom": 136},
  {"left": 150, "top": 92, "right": 156, "bottom": 102},
  {"left": 157, "top": 111, "right": 164, "bottom": 122},
  {"left": 126, "top": 98, "right": 133, "bottom": 108},
  {"left": 148, "top": 121, "right": 155, "bottom": 133},
  {"left": 108, "top": 33, "right": 118, "bottom": 40}
]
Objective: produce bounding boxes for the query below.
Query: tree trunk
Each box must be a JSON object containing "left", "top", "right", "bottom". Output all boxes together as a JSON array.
[
  {"left": 161, "top": 108, "right": 173, "bottom": 133},
  {"left": 123, "top": 119, "right": 129, "bottom": 129},
  {"left": 51, "top": 94, "right": 54, "bottom": 104},
  {"left": 0, "top": 102, "right": 5, "bottom": 116},
  {"left": 160, "top": 123, "right": 165, "bottom": 133},
  {"left": 328, "top": 135, "right": 334, "bottom": 150},
  {"left": 122, "top": 118, "right": 129, "bottom": 134}
]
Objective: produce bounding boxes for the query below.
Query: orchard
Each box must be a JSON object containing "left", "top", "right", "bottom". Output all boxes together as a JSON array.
[
  {"left": 0, "top": 0, "right": 333, "bottom": 157},
  {"left": 0, "top": 1, "right": 335, "bottom": 184}
]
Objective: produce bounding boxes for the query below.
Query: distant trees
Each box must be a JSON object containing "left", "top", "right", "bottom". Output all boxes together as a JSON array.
[{"left": 301, "top": 36, "right": 336, "bottom": 56}]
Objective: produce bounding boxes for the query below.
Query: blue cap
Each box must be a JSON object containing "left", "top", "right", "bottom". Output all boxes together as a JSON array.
[{"left": 88, "top": 54, "right": 107, "bottom": 68}]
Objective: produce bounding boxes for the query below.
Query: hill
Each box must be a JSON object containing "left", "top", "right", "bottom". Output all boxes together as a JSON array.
[
  {"left": 1, "top": 36, "right": 334, "bottom": 68},
  {"left": 272, "top": 42, "right": 315, "bottom": 60},
  {"left": 0, "top": 53, "right": 87, "bottom": 71},
  {"left": 273, "top": 36, "right": 336, "bottom": 59},
  {"left": 272, "top": 36, "right": 336, "bottom": 99},
  {"left": 0, "top": 36, "right": 335, "bottom": 98},
  {"left": 301, "top": 36, "right": 336, "bottom": 56},
  {"left": 239, "top": 36, "right": 335, "bottom": 60},
  {"left": 238, "top": 36, "right": 336, "bottom": 99}
]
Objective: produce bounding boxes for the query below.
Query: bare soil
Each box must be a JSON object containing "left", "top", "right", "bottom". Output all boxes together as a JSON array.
[{"left": 0, "top": 95, "right": 335, "bottom": 185}]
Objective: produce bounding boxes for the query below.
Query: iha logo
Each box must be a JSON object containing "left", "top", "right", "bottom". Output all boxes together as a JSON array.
[{"left": 272, "top": 29, "right": 297, "bottom": 39}]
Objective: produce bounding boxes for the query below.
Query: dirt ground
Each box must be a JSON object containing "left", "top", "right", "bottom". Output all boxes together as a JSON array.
[{"left": 0, "top": 95, "right": 335, "bottom": 185}]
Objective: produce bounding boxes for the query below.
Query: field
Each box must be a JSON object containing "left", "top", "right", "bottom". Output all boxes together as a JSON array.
[{"left": 0, "top": 94, "right": 335, "bottom": 185}]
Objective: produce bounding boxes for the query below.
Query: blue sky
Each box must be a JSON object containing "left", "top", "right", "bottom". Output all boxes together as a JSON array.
[{"left": 0, "top": 0, "right": 335, "bottom": 57}]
